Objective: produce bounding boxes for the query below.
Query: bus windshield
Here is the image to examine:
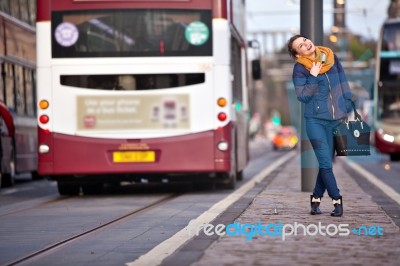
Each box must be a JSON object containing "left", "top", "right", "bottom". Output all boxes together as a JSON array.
[
  {"left": 379, "top": 22, "right": 400, "bottom": 122},
  {"left": 380, "top": 22, "right": 400, "bottom": 81},
  {"left": 379, "top": 87, "right": 400, "bottom": 122},
  {"left": 51, "top": 9, "right": 212, "bottom": 58}
]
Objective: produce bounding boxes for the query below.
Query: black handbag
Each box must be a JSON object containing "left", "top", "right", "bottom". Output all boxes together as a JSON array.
[{"left": 333, "top": 103, "right": 371, "bottom": 156}]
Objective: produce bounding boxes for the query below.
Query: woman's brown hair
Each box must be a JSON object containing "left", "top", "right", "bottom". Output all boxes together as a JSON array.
[{"left": 287, "top": 34, "right": 308, "bottom": 59}]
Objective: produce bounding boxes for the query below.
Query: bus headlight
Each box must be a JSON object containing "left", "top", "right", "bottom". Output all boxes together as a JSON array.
[
  {"left": 217, "top": 141, "right": 229, "bottom": 151},
  {"left": 39, "top": 144, "right": 50, "bottom": 154},
  {"left": 383, "top": 133, "right": 395, "bottom": 143},
  {"left": 379, "top": 129, "right": 395, "bottom": 143}
]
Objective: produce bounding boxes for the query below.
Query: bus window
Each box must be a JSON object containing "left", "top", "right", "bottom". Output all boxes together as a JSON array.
[
  {"left": 15, "top": 65, "right": 26, "bottom": 115},
  {"left": 10, "top": 2, "right": 20, "bottom": 20},
  {"left": 19, "top": 0, "right": 30, "bottom": 25},
  {"left": 52, "top": 9, "right": 212, "bottom": 58},
  {"left": 380, "top": 87, "right": 400, "bottom": 120},
  {"left": 0, "top": 1, "right": 10, "bottom": 14},
  {"left": 231, "top": 37, "right": 243, "bottom": 103},
  {"left": 60, "top": 73, "right": 205, "bottom": 90},
  {"left": 4, "top": 63, "right": 15, "bottom": 111},
  {"left": 0, "top": 64, "right": 4, "bottom": 101},
  {"left": 382, "top": 23, "right": 400, "bottom": 52},
  {"left": 24, "top": 69, "right": 35, "bottom": 117}
]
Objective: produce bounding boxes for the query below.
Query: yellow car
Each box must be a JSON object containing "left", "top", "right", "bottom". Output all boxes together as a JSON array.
[{"left": 272, "top": 126, "right": 298, "bottom": 150}]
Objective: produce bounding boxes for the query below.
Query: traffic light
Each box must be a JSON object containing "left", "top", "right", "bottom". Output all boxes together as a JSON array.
[
  {"left": 272, "top": 116, "right": 281, "bottom": 126},
  {"left": 251, "top": 59, "right": 261, "bottom": 80},
  {"left": 330, "top": 26, "right": 339, "bottom": 43},
  {"left": 334, "top": 0, "right": 346, "bottom": 29},
  {"left": 331, "top": 0, "right": 346, "bottom": 44},
  {"left": 271, "top": 110, "right": 281, "bottom": 126}
]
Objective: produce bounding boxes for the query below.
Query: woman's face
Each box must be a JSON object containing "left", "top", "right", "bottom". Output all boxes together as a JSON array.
[{"left": 291, "top": 37, "right": 316, "bottom": 58}]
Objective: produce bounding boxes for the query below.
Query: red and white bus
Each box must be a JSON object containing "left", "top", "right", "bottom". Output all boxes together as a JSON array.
[
  {"left": 0, "top": 7, "right": 38, "bottom": 189},
  {"left": 374, "top": 18, "right": 400, "bottom": 161},
  {"left": 36, "top": 0, "right": 254, "bottom": 195}
]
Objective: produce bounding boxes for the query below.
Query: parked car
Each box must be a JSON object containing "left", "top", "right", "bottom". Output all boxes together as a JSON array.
[{"left": 272, "top": 126, "right": 298, "bottom": 150}]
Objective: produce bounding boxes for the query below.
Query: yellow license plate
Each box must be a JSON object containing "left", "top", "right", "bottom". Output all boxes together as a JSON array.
[{"left": 113, "top": 151, "right": 155, "bottom": 163}]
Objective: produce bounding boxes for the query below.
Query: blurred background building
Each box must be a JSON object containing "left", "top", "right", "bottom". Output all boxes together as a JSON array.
[{"left": 0, "top": 0, "right": 35, "bottom": 26}]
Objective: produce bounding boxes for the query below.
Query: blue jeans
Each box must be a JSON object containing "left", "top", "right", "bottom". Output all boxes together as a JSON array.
[{"left": 305, "top": 117, "right": 341, "bottom": 199}]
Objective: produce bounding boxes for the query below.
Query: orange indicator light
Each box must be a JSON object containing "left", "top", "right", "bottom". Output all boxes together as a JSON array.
[
  {"left": 39, "top": 100, "right": 49, "bottom": 110},
  {"left": 217, "top": 98, "right": 227, "bottom": 107}
]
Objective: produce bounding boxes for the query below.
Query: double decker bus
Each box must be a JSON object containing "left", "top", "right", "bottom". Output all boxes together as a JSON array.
[
  {"left": 374, "top": 18, "right": 400, "bottom": 161},
  {"left": 0, "top": 4, "right": 38, "bottom": 189},
  {"left": 36, "top": 0, "right": 254, "bottom": 195}
]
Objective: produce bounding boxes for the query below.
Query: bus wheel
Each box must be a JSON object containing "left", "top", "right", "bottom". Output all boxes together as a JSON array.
[
  {"left": 219, "top": 172, "right": 236, "bottom": 190},
  {"left": 236, "top": 170, "right": 244, "bottom": 181},
  {"left": 31, "top": 171, "right": 42, "bottom": 180},
  {"left": 82, "top": 183, "right": 104, "bottom": 195},
  {"left": 57, "top": 181, "right": 80, "bottom": 195},
  {"left": 225, "top": 174, "right": 236, "bottom": 189},
  {"left": 235, "top": 142, "right": 243, "bottom": 181},
  {"left": 2, "top": 155, "right": 16, "bottom": 187},
  {"left": 390, "top": 153, "right": 400, "bottom": 161}
]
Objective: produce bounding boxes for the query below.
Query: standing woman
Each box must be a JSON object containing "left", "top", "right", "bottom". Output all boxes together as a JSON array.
[{"left": 287, "top": 35, "right": 356, "bottom": 217}]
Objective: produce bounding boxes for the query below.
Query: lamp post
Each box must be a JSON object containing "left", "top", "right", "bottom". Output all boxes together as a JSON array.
[
  {"left": 248, "top": 40, "right": 262, "bottom": 117},
  {"left": 299, "top": 0, "right": 323, "bottom": 191}
]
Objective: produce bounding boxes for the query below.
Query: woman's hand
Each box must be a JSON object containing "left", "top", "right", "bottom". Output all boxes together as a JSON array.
[{"left": 310, "top": 62, "right": 322, "bottom": 77}]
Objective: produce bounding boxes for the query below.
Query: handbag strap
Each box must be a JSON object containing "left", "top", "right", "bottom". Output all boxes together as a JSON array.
[
  {"left": 336, "top": 80, "right": 362, "bottom": 122},
  {"left": 350, "top": 101, "right": 362, "bottom": 121},
  {"left": 343, "top": 102, "right": 362, "bottom": 124}
]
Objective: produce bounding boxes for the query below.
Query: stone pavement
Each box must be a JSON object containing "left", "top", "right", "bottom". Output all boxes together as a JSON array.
[{"left": 191, "top": 155, "right": 400, "bottom": 266}]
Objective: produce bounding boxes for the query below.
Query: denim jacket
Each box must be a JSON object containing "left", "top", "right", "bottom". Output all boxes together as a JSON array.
[{"left": 292, "top": 54, "right": 353, "bottom": 120}]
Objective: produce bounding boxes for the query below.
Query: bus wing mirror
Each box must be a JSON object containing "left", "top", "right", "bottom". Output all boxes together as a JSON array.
[{"left": 251, "top": 59, "right": 261, "bottom": 80}]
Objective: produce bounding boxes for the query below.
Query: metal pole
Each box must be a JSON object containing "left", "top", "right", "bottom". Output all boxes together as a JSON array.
[{"left": 300, "top": 0, "right": 323, "bottom": 192}]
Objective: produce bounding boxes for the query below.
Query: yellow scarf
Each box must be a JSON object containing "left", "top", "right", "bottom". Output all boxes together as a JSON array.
[{"left": 296, "top": 46, "right": 334, "bottom": 74}]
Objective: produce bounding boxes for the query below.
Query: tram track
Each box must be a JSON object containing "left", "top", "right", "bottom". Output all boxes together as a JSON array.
[
  {"left": 0, "top": 195, "right": 71, "bottom": 218},
  {"left": 5, "top": 193, "right": 181, "bottom": 266}
]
